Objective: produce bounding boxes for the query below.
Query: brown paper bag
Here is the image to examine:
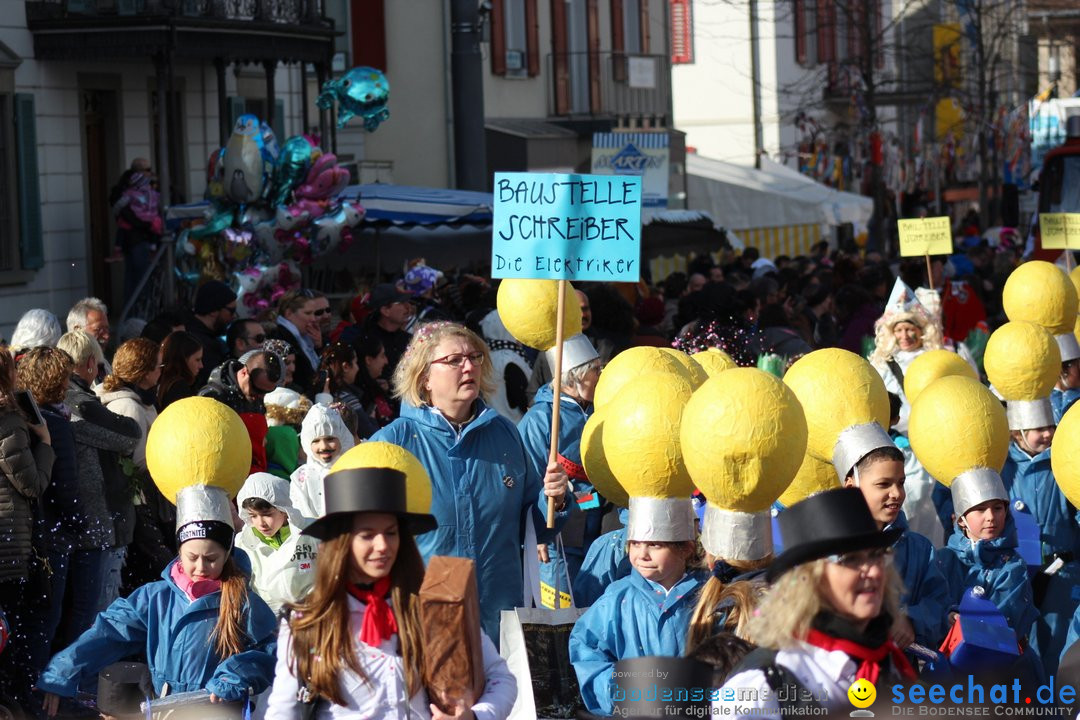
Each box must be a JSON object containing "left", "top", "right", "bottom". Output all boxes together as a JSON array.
[{"left": 418, "top": 555, "right": 486, "bottom": 711}]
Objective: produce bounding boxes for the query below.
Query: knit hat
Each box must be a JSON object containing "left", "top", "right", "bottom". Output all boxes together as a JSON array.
[{"left": 193, "top": 280, "right": 237, "bottom": 315}]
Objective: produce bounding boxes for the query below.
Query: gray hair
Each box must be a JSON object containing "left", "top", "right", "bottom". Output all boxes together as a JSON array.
[
  {"left": 10, "top": 309, "right": 62, "bottom": 351},
  {"left": 66, "top": 297, "right": 109, "bottom": 334},
  {"left": 560, "top": 358, "right": 600, "bottom": 390}
]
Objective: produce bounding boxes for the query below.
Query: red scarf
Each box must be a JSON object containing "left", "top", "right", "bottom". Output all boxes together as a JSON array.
[
  {"left": 804, "top": 628, "right": 917, "bottom": 685},
  {"left": 347, "top": 577, "right": 398, "bottom": 647}
]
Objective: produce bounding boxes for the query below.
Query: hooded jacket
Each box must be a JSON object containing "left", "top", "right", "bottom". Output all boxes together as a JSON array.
[
  {"left": 0, "top": 407, "right": 54, "bottom": 582},
  {"left": 236, "top": 473, "right": 319, "bottom": 613},
  {"left": 573, "top": 508, "right": 631, "bottom": 607},
  {"left": 372, "top": 399, "right": 571, "bottom": 642},
  {"left": 96, "top": 384, "right": 158, "bottom": 471},
  {"left": 1051, "top": 387, "right": 1080, "bottom": 424},
  {"left": 888, "top": 512, "right": 951, "bottom": 647},
  {"left": 569, "top": 568, "right": 707, "bottom": 715},
  {"left": 1001, "top": 443, "right": 1080, "bottom": 563},
  {"left": 36, "top": 557, "right": 277, "bottom": 701},
  {"left": 938, "top": 513, "right": 1040, "bottom": 640},
  {"left": 65, "top": 375, "right": 141, "bottom": 550},
  {"left": 289, "top": 404, "right": 354, "bottom": 519}
]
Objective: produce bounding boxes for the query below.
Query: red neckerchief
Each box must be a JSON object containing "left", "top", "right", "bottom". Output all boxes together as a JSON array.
[
  {"left": 804, "top": 628, "right": 917, "bottom": 684},
  {"left": 346, "top": 577, "right": 398, "bottom": 647}
]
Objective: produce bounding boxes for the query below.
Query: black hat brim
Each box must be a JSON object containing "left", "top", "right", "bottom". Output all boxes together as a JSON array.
[
  {"left": 303, "top": 511, "right": 437, "bottom": 541},
  {"left": 765, "top": 526, "right": 901, "bottom": 583}
]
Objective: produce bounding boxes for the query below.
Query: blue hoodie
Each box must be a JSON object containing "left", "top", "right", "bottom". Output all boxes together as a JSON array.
[
  {"left": 1051, "top": 387, "right": 1080, "bottom": 424},
  {"left": 372, "top": 399, "right": 570, "bottom": 642},
  {"left": 1001, "top": 443, "right": 1080, "bottom": 563},
  {"left": 889, "top": 511, "right": 952, "bottom": 647},
  {"left": 517, "top": 383, "right": 592, "bottom": 483},
  {"left": 573, "top": 507, "right": 632, "bottom": 607},
  {"left": 569, "top": 568, "right": 707, "bottom": 715},
  {"left": 36, "top": 558, "right": 277, "bottom": 700},
  {"left": 938, "top": 513, "right": 1040, "bottom": 640}
]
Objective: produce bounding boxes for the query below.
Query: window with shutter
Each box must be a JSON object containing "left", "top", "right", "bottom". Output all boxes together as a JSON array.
[
  {"left": 14, "top": 93, "right": 41, "bottom": 272},
  {"left": 670, "top": 0, "right": 692, "bottom": 64},
  {"left": 491, "top": 0, "right": 507, "bottom": 75},
  {"left": 504, "top": 0, "right": 529, "bottom": 78}
]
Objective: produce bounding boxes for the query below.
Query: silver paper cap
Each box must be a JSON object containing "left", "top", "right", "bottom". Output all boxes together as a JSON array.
[
  {"left": 701, "top": 504, "right": 772, "bottom": 562},
  {"left": 832, "top": 422, "right": 896, "bottom": 481},
  {"left": 627, "top": 496, "right": 697, "bottom": 542},
  {"left": 546, "top": 333, "right": 600, "bottom": 375},
  {"left": 1005, "top": 398, "right": 1055, "bottom": 431},
  {"left": 175, "top": 485, "right": 234, "bottom": 533},
  {"left": 1057, "top": 333, "right": 1080, "bottom": 363},
  {"left": 951, "top": 467, "right": 1008, "bottom": 518}
]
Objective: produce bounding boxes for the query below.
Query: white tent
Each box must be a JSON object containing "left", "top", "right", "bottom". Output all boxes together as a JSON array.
[{"left": 685, "top": 153, "right": 873, "bottom": 258}]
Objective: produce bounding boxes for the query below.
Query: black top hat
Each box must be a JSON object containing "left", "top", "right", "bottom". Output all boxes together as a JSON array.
[
  {"left": 302, "top": 467, "right": 438, "bottom": 540},
  {"left": 766, "top": 487, "right": 901, "bottom": 582},
  {"left": 97, "top": 662, "right": 153, "bottom": 717}
]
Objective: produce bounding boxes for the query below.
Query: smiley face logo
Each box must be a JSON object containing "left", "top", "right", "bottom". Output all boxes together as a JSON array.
[{"left": 848, "top": 678, "right": 876, "bottom": 709}]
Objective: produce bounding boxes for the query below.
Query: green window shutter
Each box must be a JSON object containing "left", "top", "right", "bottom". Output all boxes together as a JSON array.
[
  {"left": 14, "top": 93, "right": 42, "bottom": 271},
  {"left": 227, "top": 96, "right": 246, "bottom": 127},
  {"left": 274, "top": 99, "right": 285, "bottom": 140}
]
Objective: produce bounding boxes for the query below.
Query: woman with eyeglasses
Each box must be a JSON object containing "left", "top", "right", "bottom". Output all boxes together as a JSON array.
[
  {"left": 717, "top": 488, "right": 916, "bottom": 716},
  {"left": 370, "top": 321, "right": 572, "bottom": 644},
  {"left": 268, "top": 290, "right": 326, "bottom": 397},
  {"left": 157, "top": 331, "right": 204, "bottom": 410}
]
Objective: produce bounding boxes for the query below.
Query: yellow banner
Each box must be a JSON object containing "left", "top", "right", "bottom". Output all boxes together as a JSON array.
[
  {"left": 1040, "top": 213, "right": 1080, "bottom": 249},
  {"left": 898, "top": 217, "right": 953, "bottom": 256},
  {"left": 540, "top": 581, "right": 573, "bottom": 609}
]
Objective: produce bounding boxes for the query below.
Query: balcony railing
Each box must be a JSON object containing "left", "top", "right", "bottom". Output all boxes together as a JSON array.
[
  {"left": 25, "top": 0, "right": 326, "bottom": 25},
  {"left": 547, "top": 52, "right": 671, "bottom": 122}
]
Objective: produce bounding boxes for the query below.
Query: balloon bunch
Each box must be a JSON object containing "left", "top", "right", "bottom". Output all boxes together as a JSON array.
[{"left": 177, "top": 112, "right": 368, "bottom": 319}]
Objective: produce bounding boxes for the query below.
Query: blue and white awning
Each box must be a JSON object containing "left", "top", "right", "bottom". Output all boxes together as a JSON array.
[{"left": 338, "top": 184, "right": 493, "bottom": 225}]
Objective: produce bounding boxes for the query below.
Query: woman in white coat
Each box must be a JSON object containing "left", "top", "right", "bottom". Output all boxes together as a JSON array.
[{"left": 265, "top": 465, "right": 517, "bottom": 720}]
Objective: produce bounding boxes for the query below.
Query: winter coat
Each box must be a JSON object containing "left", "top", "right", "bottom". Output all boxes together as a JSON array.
[
  {"left": 938, "top": 514, "right": 1040, "bottom": 640},
  {"left": 65, "top": 375, "right": 140, "bottom": 550},
  {"left": 36, "top": 558, "right": 277, "bottom": 701},
  {"left": 289, "top": 404, "right": 354, "bottom": 519},
  {"left": 1001, "top": 443, "right": 1080, "bottom": 563},
  {"left": 237, "top": 473, "right": 318, "bottom": 613},
  {"left": 0, "top": 408, "right": 54, "bottom": 582},
  {"left": 1059, "top": 601, "right": 1080, "bottom": 669},
  {"left": 1051, "top": 387, "right": 1080, "bottom": 424},
  {"left": 872, "top": 347, "right": 925, "bottom": 434},
  {"left": 517, "top": 384, "right": 591, "bottom": 484},
  {"left": 95, "top": 385, "right": 158, "bottom": 471},
  {"left": 36, "top": 406, "right": 80, "bottom": 553},
  {"left": 889, "top": 512, "right": 952, "bottom": 647},
  {"left": 265, "top": 595, "right": 517, "bottom": 720},
  {"left": 572, "top": 509, "right": 631, "bottom": 607},
  {"left": 371, "top": 399, "right": 571, "bottom": 642},
  {"left": 569, "top": 569, "right": 706, "bottom": 715}
]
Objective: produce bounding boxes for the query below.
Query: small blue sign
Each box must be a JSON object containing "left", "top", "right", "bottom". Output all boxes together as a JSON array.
[{"left": 491, "top": 172, "right": 642, "bottom": 282}]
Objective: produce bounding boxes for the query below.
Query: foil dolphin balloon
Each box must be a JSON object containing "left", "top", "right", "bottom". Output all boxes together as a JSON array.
[{"left": 316, "top": 67, "right": 390, "bottom": 131}]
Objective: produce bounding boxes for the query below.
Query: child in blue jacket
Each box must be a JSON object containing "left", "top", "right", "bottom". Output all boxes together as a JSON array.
[
  {"left": 568, "top": 499, "right": 706, "bottom": 716},
  {"left": 37, "top": 515, "right": 277, "bottom": 712}
]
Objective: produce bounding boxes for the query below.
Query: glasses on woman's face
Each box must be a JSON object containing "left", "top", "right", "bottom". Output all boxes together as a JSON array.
[
  {"left": 312, "top": 307, "right": 331, "bottom": 317},
  {"left": 825, "top": 547, "right": 892, "bottom": 572},
  {"left": 430, "top": 351, "right": 485, "bottom": 370},
  {"left": 247, "top": 333, "right": 267, "bottom": 343}
]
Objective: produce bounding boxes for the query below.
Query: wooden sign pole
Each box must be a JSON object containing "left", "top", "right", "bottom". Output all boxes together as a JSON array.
[
  {"left": 925, "top": 253, "right": 934, "bottom": 289},
  {"left": 546, "top": 279, "right": 567, "bottom": 529}
]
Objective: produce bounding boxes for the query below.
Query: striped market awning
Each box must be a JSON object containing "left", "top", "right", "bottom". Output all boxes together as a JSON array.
[{"left": 738, "top": 223, "right": 822, "bottom": 259}]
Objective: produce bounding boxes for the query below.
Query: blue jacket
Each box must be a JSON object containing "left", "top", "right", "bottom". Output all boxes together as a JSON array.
[
  {"left": 1051, "top": 387, "right": 1080, "bottom": 424},
  {"left": 938, "top": 514, "right": 1040, "bottom": 640},
  {"left": 1058, "top": 598, "right": 1080, "bottom": 668},
  {"left": 372, "top": 399, "right": 570, "bottom": 642},
  {"left": 569, "top": 568, "right": 706, "bottom": 715},
  {"left": 37, "top": 559, "right": 277, "bottom": 700},
  {"left": 517, "top": 384, "right": 591, "bottom": 484},
  {"left": 573, "top": 508, "right": 631, "bottom": 607},
  {"left": 1001, "top": 443, "right": 1080, "bottom": 563},
  {"left": 889, "top": 512, "right": 952, "bottom": 647}
]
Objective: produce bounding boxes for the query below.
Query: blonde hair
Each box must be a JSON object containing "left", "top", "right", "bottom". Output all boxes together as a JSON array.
[
  {"left": 746, "top": 558, "right": 903, "bottom": 650},
  {"left": 392, "top": 322, "right": 495, "bottom": 408},
  {"left": 685, "top": 556, "right": 771, "bottom": 653},
  {"left": 57, "top": 330, "right": 105, "bottom": 368},
  {"left": 868, "top": 313, "right": 942, "bottom": 367}
]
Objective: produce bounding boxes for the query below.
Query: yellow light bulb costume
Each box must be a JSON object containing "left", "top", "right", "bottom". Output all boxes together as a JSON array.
[
  {"left": 681, "top": 368, "right": 807, "bottom": 560},
  {"left": 903, "top": 349, "right": 978, "bottom": 406},
  {"left": 689, "top": 347, "right": 737, "bottom": 378},
  {"left": 908, "top": 376, "right": 1009, "bottom": 517},
  {"left": 984, "top": 321, "right": 1061, "bottom": 431},
  {"left": 145, "top": 397, "right": 252, "bottom": 542},
  {"left": 496, "top": 279, "right": 582, "bottom": 350},
  {"left": 329, "top": 441, "right": 434, "bottom": 515},
  {"left": 777, "top": 453, "right": 840, "bottom": 509},
  {"left": 1003, "top": 260, "right": 1080, "bottom": 364},
  {"left": 592, "top": 346, "right": 697, "bottom": 409},
  {"left": 783, "top": 349, "right": 893, "bottom": 482},
  {"left": 600, "top": 370, "right": 696, "bottom": 541},
  {"left": 1051, "top": 402, "right": 1080, "bottom": 508}
]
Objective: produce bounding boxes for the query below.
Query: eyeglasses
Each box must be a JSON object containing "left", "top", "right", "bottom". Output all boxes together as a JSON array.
[
  {"left": 247, "top": 333, "right": 267, "bottom": 343},
  {"left": 825, "top": 547, "right": 893, "bottom": 572},
  {"left": 430, "top": 352, "right": 485, "bottom": 369},
  {"left": 312, "top": 308, "right": 331, "bottom": 317}
]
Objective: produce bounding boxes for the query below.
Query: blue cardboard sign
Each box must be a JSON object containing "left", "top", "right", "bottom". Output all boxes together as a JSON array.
[{"left": 491, "top": 172, "right": 642, "bottom": 282}]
